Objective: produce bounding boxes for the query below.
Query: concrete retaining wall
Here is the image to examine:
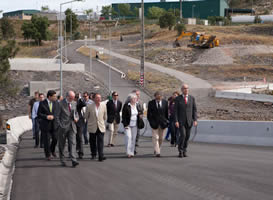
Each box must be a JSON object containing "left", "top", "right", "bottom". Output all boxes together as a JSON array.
[
  {"left": 192, "top": 120, "right": 273, "bottom": 146},
  {"left": 10, "top": 58, "right": 84, "bottom": 72},
  {"left": 29, "top": 81, "right": 59, "bottom": 96},
  {"left": 215, "top": 90, "right": 273, "bottom": 103}
]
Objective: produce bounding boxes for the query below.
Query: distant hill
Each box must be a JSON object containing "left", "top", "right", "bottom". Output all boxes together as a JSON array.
[{"left": 228, "top": 0, "right": 273, "bottom": 15}]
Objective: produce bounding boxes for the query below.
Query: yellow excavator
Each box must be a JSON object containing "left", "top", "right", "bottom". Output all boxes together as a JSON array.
[{"left": 173, "top": 31, "right": 220, "bottom": 48}]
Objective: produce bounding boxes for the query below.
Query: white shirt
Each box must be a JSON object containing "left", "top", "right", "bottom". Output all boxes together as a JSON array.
[
  {"left": 95, "top": 104, "right": 100, "bottom": 117},
  {"left": 156, "top": 100, "right": 162, "bottom": 108},
  {"left": 129, "top": 103, "right": 138, "bottom": 127}
]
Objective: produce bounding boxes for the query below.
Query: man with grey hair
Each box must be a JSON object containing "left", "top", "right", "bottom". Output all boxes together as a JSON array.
[
  {"left": 58, "top": 90, "right": 79, "bottom": 167},
  {"left": 174, "top": 84, "right": 197, "bottom": 158}
]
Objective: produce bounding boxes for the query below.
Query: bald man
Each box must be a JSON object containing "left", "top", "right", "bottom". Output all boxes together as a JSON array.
[
  {"left": 174, "top": 84, "right": 197, "bottom": 158},
  {"left": 58, "top": 91, "right": 79, "bottom": 167}
]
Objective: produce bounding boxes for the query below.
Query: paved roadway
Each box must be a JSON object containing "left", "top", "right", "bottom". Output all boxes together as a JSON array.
[
  {"left": 65, "top": 41, "right": 151, "bottom": 103},
  {"left": 11, "top": 131, "right": 273, "bottom": 200}
]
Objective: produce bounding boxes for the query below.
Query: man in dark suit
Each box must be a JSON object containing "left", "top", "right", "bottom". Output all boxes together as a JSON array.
[
  {"left": 75, "top": 93, "right": 86, "bottom": 159},
  {"left": 174, "top": 84, "right": 197, "bottom": 158},
  {"left": 147, "top": 91, "right": 169, "bottom": 157},
  {"left": 58, "top": 91, "right": 79, "bottom": 167},
  {"left": 37, "top": 90, "right": 59, "bottom": 160},
  {"left": 106, "top": 91, "right": 122, "bottom": 147}
]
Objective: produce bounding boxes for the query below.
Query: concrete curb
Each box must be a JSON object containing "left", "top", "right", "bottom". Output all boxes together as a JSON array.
[{"left": 0, "top": 116, "right": 32, "bottom": 200}]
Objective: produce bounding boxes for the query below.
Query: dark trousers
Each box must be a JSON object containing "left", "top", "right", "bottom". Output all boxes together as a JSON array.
[
  {"left": 89, "top": 129, "right": 104, "bottom": 159},
  {"left": 76, "top": 125, "right": 84, "bottom": 156},
  {"left": 170, "top": 120, "right": 179, "bottom": 145},
  {"left": 34, "top": 118, "right": 43, "bottom": 147},
  {"left": 83, "top": 122, "right": 89, "bottom": 144},
  {"left": 135, "top": 128, "right": 140, "bottom": 145},
  {"left": 42, "top": 129, "right": 57, "bottom": 158},
  {"left": 58, "top": 128, "right": 77, "bottom": 163},
  {"left": 178, "top": 123, "right": 192, "bottom": 153}
]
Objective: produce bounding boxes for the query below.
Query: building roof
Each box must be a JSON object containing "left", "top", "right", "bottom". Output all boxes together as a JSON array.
[{"left": 3, "top": 9, "right": 40, "bottom": 16}]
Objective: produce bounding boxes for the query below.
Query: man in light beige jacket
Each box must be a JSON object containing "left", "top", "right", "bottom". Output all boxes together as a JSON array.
[{"left": 85, "top": 93, "right": 107, "bottom": 162}]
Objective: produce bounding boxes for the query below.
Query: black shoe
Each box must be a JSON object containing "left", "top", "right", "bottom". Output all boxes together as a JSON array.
[
  {"left": 183, "top": 152, "right": 188, "bottom": 157},
  {"left": 135, "top": 144, "right": 139, "bottom": 147},
  {"left": 91, "top": 155, "right": 96, "bottom": 160},
  {"left": 156, "top": 154, "right": 161, "bottom": 157},
  {"left": 178, "top": 153, "right": 183, "bottom": 158},
  {"left": 52, "top": 152, "right": 57, "bottom": 158},
  {"left": 78, "top": 154, "right": 83, "bottom": 159},
  {"left": 98, "top": 157, "right": 106, "bottom": 162},
  {"left": 72, "top": 161, "right": 79, "bottom": 167},
  {"left": 61, "top": 161, "right": 67, "bottom": 167},
  {"left": 84, "top": 141, "right": 88, "bottom": 145},
  {"left": 134, "top": 151, "right": 137, "bottom": 155},
  {"left": 110, "top": 144, "right": 115, "bottom": 147}
]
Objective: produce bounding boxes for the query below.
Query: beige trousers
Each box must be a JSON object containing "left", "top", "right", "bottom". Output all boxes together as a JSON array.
[
  {"left": 152, "top": 127, "right": 166, "bottom": 155},
  {"left": 108, "top": 120, "right": 119, "bottom": 145}
]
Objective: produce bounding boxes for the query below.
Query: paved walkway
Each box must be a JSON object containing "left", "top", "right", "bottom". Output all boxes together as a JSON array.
[
  {"left": 66, "top": 42, "right": 151, "bottom": 103},
  {"left": 11, "top": 131, "right": 273, "bottom": 200},
  {"left": 90, "top": 45, "right": 212, "bottom": 90}
]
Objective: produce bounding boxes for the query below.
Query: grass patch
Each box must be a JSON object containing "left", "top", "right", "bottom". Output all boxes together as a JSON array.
[
  {"left": 127, "top": 70, "right": 181, "bottom": 97},
  {"left": 76, "top": 46, "right": 109, "bottom": 60}
]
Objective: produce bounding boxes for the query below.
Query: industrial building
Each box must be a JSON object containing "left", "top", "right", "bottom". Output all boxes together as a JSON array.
[
  {"left": 112, "top": 0, "right": 229, "bottom": 19},
  {"left": 3, "top": 10, "right": 40, "bottom": 20}
]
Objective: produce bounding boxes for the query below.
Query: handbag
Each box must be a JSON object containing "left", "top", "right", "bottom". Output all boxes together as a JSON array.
[{"left": 137, "top": 115, "right": 145, "bottom": 129}]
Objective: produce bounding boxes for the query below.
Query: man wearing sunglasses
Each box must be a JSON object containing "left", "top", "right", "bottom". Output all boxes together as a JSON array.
[{"left": 106, "top": 91, "right": 122, "bottom": 147}]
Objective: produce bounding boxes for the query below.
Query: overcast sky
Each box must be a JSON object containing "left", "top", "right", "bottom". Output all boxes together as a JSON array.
[{"left": 0, "top": 0, "right": 177, "bottom": 16}]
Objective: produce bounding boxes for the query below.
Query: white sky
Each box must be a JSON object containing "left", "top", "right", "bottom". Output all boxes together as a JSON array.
[{"left": 0, "top": 0, "right": 176, "bottom": 16}]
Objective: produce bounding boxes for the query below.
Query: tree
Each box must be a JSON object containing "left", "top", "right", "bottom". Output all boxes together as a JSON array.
[
  {"left": 21, "top": 15, "right": 49, "bottom": 45},
  {"left": 0, "top": 17, "right": 15, "bottom": 40},
  {"left": 101, "top": 6, "right": 117, "bottom": 19},
  {"left": 65, "top": 9, "right": 79, "bottom": 34},
  {"left": 85, "top": 9, "right": 93, "bottom": 20},
  {"left": 159, "top": 12, "right": 176, "bottom": 30},
  {"left": 0, "top": 29, "right": 19, "bottom": 97},
  {"left": 133, "top": 7, "right": 139, "bottom": 18},
  {"left": 118, "top": 4, "right": 133, "bottom": 17},
  {"left": 147, "top": 7, "right": 166, "bottom": 19}
]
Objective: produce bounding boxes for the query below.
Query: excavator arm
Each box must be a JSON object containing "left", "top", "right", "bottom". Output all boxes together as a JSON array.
[{"left": 173, "top": 32, "right": 193, "bottom": 47}]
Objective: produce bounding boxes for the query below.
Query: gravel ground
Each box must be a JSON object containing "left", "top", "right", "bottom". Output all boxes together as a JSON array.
[
  {"left": 0, "top": 70, "right": 109, "bottom": 121},
  {"left": 0, "top": 145, "right": 5, "bottom": 161},
  {"left": 94, "top": 35, "right": 273, "bottom": 121}
]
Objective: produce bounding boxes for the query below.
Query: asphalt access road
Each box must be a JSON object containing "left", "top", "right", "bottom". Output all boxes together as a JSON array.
[
  {"left": 11, "top": 131, "right": 273, "bottom": 200},
  {"left": 65, "top": 41, "right": 151, "bottom": 103}
]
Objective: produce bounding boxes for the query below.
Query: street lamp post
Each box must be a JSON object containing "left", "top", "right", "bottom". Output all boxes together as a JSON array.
[
  {"left": 192, "top": 5, "right": 196, "bottom": 18},
  {"left": 180, "top": 0, "right": 183, "bottom": 19},
  {"left": 140, "top": 0, "right": 145, "bottom": 87},
  {"left": 59, "top": 0, "right": 83, "bottom": 97}
]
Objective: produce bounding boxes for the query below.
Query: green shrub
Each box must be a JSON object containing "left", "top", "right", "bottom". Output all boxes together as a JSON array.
[
  {"left": 254, "top": 15, "right": 262, "bottom": 24},
  {"left": 159, "top": 12, "right": 176, "bottom": 30},
  {"left": 175, "top": 23, "right": 186, "bottom": 36}
]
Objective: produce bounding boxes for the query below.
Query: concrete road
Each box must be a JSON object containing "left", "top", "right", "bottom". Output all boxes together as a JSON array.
[
  {"left": 65, "top": 42, "right": 151, "bottom": 103},
  {"left": 11, "top": 132, "right": 273, "bottom": 200}
]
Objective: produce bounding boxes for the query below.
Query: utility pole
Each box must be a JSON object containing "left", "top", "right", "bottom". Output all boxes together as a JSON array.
[
  {"left": 180, "top": 0, "right": 183, "bottom": 19},
  {"left": 108, "top": 26, "right": 112, "bottom": 92},
  {"left": 89, "top": 14, "right": 92, "bottom": 74},
  {"left": 140, "top": 0, "right": 145, "bottom": 87}
]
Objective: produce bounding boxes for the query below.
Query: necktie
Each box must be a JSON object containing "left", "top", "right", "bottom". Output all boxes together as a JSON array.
[
  {"left": 68, "top": 103, "right": 71, "bottom": 112},
  {"left": 184, "top": 96, "right": 187, "bottom": 104},
  {"left": 157, "top": 101, "right": 160, "bottom": 109},
  {"left": 49, "top": 102, "right": 52, "bottom": 112}
]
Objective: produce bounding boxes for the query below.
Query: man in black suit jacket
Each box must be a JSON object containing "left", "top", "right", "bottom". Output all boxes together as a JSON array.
[
  {"left": 106, "top": 91, "right": 122, "bottom": 147},
  {"left": 147, "top": 91, "right": 168, "bottom": 157},
  {"left": 37, "top": 90, "right": 59, "bottom": 160},
  {"left": 174, "top": 84, "right": 197, "bottom": 158}
]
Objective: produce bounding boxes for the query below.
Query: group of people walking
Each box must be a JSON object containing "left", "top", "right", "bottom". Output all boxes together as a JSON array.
[{"left": 28, "top": 83, "right": 197, "bottom": 167}]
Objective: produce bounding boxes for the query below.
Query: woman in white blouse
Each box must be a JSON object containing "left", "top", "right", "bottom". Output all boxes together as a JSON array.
[{"left": 122, "top": 93, "right": 143, "bottom": 158}]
